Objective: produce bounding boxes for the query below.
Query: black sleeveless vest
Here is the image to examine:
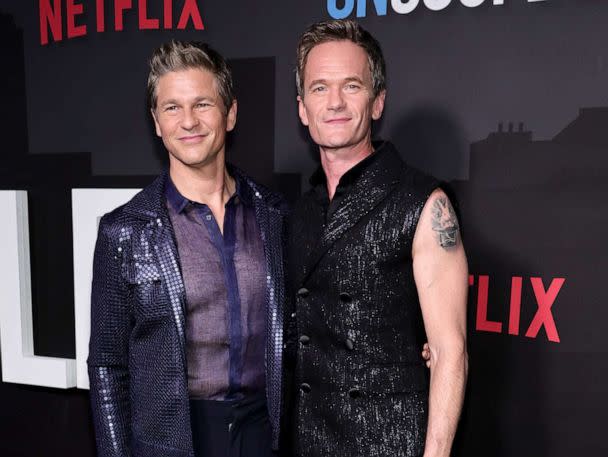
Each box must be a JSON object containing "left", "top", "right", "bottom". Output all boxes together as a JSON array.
[{"left": 287, "top": 142, "right": 439, "bottom": 457}]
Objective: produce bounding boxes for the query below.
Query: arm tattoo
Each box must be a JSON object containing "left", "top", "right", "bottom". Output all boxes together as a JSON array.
[{"left": 431, "top": 196, "right": 460, "bottom": 249}]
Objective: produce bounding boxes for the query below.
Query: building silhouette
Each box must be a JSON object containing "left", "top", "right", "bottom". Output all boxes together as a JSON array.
[{"left": 466, "top": 108, "right": 608, "bottom": 190}]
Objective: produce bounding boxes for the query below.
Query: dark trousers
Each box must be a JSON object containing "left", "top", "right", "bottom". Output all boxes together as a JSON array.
[{"left": 189, "top": 394, "right": 275, "bottom": 457}]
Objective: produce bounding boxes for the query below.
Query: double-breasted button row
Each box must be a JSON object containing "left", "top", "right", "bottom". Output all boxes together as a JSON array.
[
  {"left": 297, "top": 289, "right": 352, "bottom": 302},
  {"left": 300, "top": 384, "right": 361, "bottom": 397},
  {"left": 296, "top": 289, "right": 353, "bottom": 300},
  {"left": 301, "top": 385, "right": 361, "bottom": 397},
  {"left": 298, "top": 335, "right": 352, "bottom": 349}
]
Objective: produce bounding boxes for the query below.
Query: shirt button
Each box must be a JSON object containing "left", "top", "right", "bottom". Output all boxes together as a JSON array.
[
  {"left": 205, "top": 214, "right": 212, "bottom": 221},
  {"left": 300, "top": 383, "right": 311, "bottom": 393},
  {"left": 297, "top": 287, "right": 310, "bottom": 298},
  {"left": 339, "top": 292, "right": 352, "bottom": 303},
  {"left": 291, "top": 312, "right": 296, "bottom": 318}
]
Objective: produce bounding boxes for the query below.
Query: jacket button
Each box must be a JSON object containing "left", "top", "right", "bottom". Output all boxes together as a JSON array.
[
  {"left": 300, "top": 383, "right": 311, "bottom": 393},
  {"left": 345, "top": 338, "right": 354, "bottom": 350},
  {"left": 339, "top": 292, "right": 352, "bottom": 303},
  {"left": 291, "top": 312, "right": 296, "bottom": 318},
  {"left": 348, "top": 388, "right": 361, "bottom": 399},
  {"left": 297, "top": 287, "right": 310, "bottom": 298},
  {"left": 299, "top": 335, "right": 310, "bottom": 345}
]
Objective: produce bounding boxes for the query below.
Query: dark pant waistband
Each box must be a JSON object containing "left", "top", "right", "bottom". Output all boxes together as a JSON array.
[{"left": 189, "top": 393, "right": 272, "bottom": 457}]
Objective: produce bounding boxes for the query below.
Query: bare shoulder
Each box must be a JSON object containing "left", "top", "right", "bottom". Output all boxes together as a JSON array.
[
  {"left": 414, "top": 188, "right": 462, "bottom": 254},
  {"left": 413, "top": 188, "right": 468, "bottom": 307}
]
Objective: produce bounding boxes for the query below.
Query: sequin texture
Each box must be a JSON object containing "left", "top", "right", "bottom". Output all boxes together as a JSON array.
[
  {"left": 287, "top": 142, "right": 439, "bottom": 457},
  {"left": 88, "top": 170, "right": 289, "bottom": 456}
]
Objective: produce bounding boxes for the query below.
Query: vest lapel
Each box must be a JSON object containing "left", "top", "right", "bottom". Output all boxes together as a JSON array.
[{"left": 302, "top": 145, "right": 404, "bottom": 283}]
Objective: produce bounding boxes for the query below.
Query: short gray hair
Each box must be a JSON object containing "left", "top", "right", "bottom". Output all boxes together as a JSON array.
[{"left": 295, "top": 19, "right": 386, "bottom": 98}]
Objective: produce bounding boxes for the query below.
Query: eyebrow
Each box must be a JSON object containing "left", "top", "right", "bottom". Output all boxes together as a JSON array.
[
  {"left": 159, "top": 96, "right": 215, "bottom": 107},
  {"left": 343, "top": 76, "right": 365, "bottom": 84},
  {"left": 307, "top": 76, "right": 365, "bottom": 88}
]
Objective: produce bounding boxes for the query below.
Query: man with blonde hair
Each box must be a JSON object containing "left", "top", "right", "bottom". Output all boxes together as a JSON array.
[{"left": 88, "top": 40, "right": 288, "bottom": 457}]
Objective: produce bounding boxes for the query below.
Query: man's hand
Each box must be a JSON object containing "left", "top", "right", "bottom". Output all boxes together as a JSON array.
[{"left": 422, "top": 343, "right": 431, "bottom": 368}]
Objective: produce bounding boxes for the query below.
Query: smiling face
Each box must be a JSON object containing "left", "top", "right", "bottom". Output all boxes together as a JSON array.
[
  {"left": 152, "top": 68, "right": 236, "bottom": 172},
  {"left": 298, "top": 40, "right": 385, "bottom": 158}
]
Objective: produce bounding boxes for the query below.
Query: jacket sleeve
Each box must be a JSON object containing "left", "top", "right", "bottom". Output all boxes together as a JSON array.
[
  {"left": 87, "top": 214, "right": 133, "bottom": 457},
  {"left": 279, "top": 205, "right": 298, "bottom": 455}
]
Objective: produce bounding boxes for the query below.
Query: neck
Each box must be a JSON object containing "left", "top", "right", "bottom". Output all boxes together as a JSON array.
[
  {"left": 169, "top": 158, "right": 235, "bottom": 207},
  {"left": 320, "top": 139, "right": 373, "bottom": 200}
]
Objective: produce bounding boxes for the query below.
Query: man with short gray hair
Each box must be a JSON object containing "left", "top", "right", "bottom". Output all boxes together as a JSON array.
[{"left": 288, "top": 20, "right": 468, "bottom": 457}]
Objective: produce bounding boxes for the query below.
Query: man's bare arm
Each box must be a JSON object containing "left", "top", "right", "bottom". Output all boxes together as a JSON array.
[{"left": 412, "top": 188, "right": 469, "bottom": 457}]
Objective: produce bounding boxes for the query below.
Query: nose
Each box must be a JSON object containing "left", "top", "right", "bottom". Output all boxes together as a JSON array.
[
  {"left": 181, "top": 108, "right": 199, "bottom": 130},
  {"left": 327, "top": 87, "right": 345, "bottom": 111}
]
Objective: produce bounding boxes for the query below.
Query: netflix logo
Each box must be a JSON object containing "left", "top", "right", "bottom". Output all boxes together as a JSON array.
[
  {"left": 470, "top": 274, "right": 565, "bottom": 343},
  {"left": 39, "top": 0, "right": 205, "bottom": 45}
]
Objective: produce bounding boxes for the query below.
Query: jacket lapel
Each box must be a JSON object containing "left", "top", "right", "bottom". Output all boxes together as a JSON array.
[
  {"left": 241, "top": 173, "right": 286, "bottom": 448},
  {"left": 124, "top": 172, "right": 188, "bottom": 359},
  {"left": 154, "top": 221, "right": 187, "bottom": 356}
]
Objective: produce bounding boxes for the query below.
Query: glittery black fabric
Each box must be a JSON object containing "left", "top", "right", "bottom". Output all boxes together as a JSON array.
[
  {"left": 287, "top": 142, "right": 439, "bottom": 457},
  {"left": 88, "top": 169, "right": 289, "bottom": 457}
]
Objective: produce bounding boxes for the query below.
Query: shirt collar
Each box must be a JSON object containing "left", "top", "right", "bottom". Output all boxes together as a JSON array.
[{"left": 165, "top": 169, "right": 252, "bottom": 214}]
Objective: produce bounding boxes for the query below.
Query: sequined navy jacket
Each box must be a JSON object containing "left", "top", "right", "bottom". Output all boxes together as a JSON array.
[
  {"left": 287, "top": 142, "right": 439, "bottom": 457},
  {"left": 88, "top": 170, "right": 288, "bottom": 457}
]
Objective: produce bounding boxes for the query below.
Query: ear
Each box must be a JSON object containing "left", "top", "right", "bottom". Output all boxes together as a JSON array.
[
  {"left": 226, "top": 99, "right": 237, "bottom": 132},
  {"left": 371, "top": 89, "right": 386, "bottom": 121},
  {"left": 297, "top": 95, "right": 309, "bottom": 126},
  {"left": 151, "top": 108, "right": 162, "bottom": 137}
]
